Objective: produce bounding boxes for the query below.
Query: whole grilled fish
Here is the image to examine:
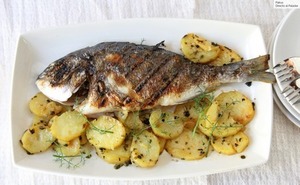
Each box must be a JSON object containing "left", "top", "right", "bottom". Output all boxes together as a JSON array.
[{"left": 36, "top": 41, "right": 275, "bottom": 117}]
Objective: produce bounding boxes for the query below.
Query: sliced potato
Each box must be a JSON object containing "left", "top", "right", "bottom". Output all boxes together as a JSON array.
[
  {"left": 180, "top": 33, "right": 221, "bottom": 63},
  {"left": 95, "top": 136, "right": 132, "bottom": 164},
  {"left": 215, "top": 91, "right": 255, "bottom": 125},
  {"left": 86, "top": 115, "right": 126, "bottom": 150},
  {"left": 231, "top": 131, "right": 249, "bottom": 153},
  {"left": 157, "top": 136, "right": 167, "bottom": 154},
  {"left": 114, "top": 110, "right": 128, "bottom": 123},
  {"left": 20, "top": 123, "right": 56, "bottom": 154},
  {"left": 149, "top": 108, "right": 184, "bottom": 139},
  {"left": 199, "top": 100, "right": 244, "bottom": 138},
  {"left": 211, "top": 136, "right": 236, "bottom": 155},
  {"left": 32, "top": 115, "right": 51, "bottom": 126},
  {"left": 130, "top": 130, "right": 160, "bottom": 168},
  {"left": 54, "top": 137, "right": 81, "bottom": 156},
  {"left": 174, "top": 101, "right": 199, "bottom": 124},
  {"left": 198, "top": 101, "right": 220, "bottom": 137},
  {"left": 29, "top": 92, "right": 62, "bottom": 117},
  {"left": 123, "top": 112, "right": 145, "bottom": 130},
  {"left": 50, "top": 111, "right": 88, "bottom": 142},
  {"left": 209, "top": 45, "right": 242, "bottom": 66},
  {"left": 165, "top": 129, "right": 210, "bottom": 160}
]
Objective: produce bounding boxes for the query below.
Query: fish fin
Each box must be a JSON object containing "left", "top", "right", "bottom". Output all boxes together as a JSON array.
[{"left": 247, "top": 71, "right": 276, "bottom": 83}]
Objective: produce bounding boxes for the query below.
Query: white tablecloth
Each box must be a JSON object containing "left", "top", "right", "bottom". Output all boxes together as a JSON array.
[{"left": 1, "top": 0, "right": 299, "bottom": 184}]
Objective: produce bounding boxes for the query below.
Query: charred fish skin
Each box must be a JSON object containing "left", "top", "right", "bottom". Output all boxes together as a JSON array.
[{"left": 36, "top": 41, "right": 275, "bottom": 116}]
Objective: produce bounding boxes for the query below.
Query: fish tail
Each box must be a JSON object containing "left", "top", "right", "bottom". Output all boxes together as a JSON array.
[
  {"left": 220, "top": 54, "right": 276, "bottom": 83},
  {"left": 247, "top": 71, "right": 276, "bottom": 83}
]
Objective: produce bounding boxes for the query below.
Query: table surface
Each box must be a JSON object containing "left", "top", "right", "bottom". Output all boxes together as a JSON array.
[{"left": 1, "top": 0, "right": 300, "bottom": 184}]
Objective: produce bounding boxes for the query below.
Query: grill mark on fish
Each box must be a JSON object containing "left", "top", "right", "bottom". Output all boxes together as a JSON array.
[
  {"left": 134, "top": 54, "right": 170, "bottom": 92},
  {"left": 138, "top": 54, "right": 184, "bottom": 105}
]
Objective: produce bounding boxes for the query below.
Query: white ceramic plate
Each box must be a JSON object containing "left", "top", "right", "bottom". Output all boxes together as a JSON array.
[
  {"left": 11, "top": 19, "right": 273, "bottom": 180},
  {"left": 271, "top": 9, "right": 300, "bottom": 127}
]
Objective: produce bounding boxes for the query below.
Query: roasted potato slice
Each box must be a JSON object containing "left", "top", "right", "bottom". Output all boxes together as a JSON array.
[
  {"left": 215, "top": 91, "right": 255, "bottom": 125},
  {"left": 86, "top": 115, "right": 126, "bottom": 150},
  {"left": 29, "top": 92, "right": 62, "bottom": 117},
  {"left": 209, "top": 45, "right": 242, "bottom": 66},
  {"left": 54, "top": 137, "right": 81, "bottom": 156},
  {"left": 20, "top": 123, "right": 56, "bottom": 154},
  {"left": 199, "top": 100, "right": 244, "bottom": 138},
  {"left": 95, "top": 135, "right": 132, "bottom": 164},
  {"left": 50, "top": 111, "right": 88, "bottom": 142},
  {"left": 211, "top": 136, "right": 236, "bottom": 155},
  {"left": 174, "top": 101, "right": 199, "bottom": 124},
  {"left": 130, "top": 130, "right": 160, "bottom": 168},
  {"left": 157, "top": 136, "right": 167, "bottom": 154},
  {"left": 123, "top": 112, "right": 145, "bottom": 130},
  {"left": 231, "top": 131, "right": 249, "bottom": 153},
  {"left": 181, "top": 33, "right": 221, "bottom": 63},
  {"left": 165, "top": 129, "right": 210, "bottom": 160},
  {"left": 114, "top": 110, "right": 128, "bottom": 123},
  {"left": 149, "top": 108, "right": 184, "bottom": 139}
]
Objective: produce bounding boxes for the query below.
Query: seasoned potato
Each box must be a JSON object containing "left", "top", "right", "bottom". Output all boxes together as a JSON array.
[
  {"left": 215, "top": 91, "right": 255, "bottom": 125},
  {"left": 198, "top": 101, "right": 219, "bottom": 137},
  {"left": 54, "top": 137, "right": 81, "bottom": 156},
  {"left": 50, "top": 111, "right": 88, "bottom": 142},
  {"left": 174, "top": 101, "right": 199, "bottom": 124},
  {"left": 95, "top": 136, "right": 132, "bottom": 164},
  {"left": 157, "top": 136, "right": 167, "bottom": 154},
  {"left": 180, "top": 33, "right": 221, "bottom": 63},
  {"left": 114, "top": 110, "right": 128, "bottom": 123},
  {"left": 199, "top": 100, "right": 244, "bottom": 138},
  {"left": 123, "top": 112, "right": 145, "bottom": 130},
  {"left": 231, "top": 131, "right": 249, "bottom": 153},
  {"left": 29, "top": 92, "right": 62, "bottom": 117},
  {"left": 165, "top": 129, "right": 210, "bottom": 160},
  {"left": 86, "top": 115, "right": 126, "bottom": 150},
  {"left": 211, "top": 136, "right": 236, "bottom": 155},
  {"left": 209, "top": 45, "right": 242, "bottom": 66},
  {"left": 149, "top": 108, "right": 184, "bottom": 139},
  {"left": 20, "top": 123, "right": 56, "bottom": 154},
  {"left": 32, "top": 115, "right": 51, "bottom": 126},
  {"left": 130, "top": 130, "right": 160, "bottom": 168}
]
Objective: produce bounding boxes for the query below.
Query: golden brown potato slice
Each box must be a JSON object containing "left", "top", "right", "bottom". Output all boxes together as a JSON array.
[
  {"left": 181, "top": 33, "right": 221, "bottom": 63},
  {"left": 86, "top": 115, "right": 126, "bottom": 150},
  {"left": 157, "top": 136, "right": 167, "bottom": 154},
  {"left": 123, "top": 112, "right": 145, "bottom": 130},
  {"left": 199, "top": 100, "right": 244, "bottom": 138},
  {"left": 231, "top": 131, "right": 249, "bottom": 153},
  {"left": 165, "top": 129, "right": 210, "bottom": 160},
  {"left": 20, "top": 123, "right": 56, "bottom": 154},
  {"left": 149, "top": 108, "right": 184, "bottom": 139},
  {"left": 50, "top": 111, "right": 88, "bottom": 142},
  {"left": 215, "top": 91, "right": 255, "bottom": 125},
  {"left": 29, "top": 92, "right": 62, "bottom": 117},
  {"left": 54, "top": 137, "right": 81, "bottom": 156},
  {"left": 114, "top": 110, "right": 128, "bottom": 123},
  {"left": 174, "top": 101, "right": 199, "bottom": 124},
  {"left": 209, "top": 45, "right": 242, "bottom": 66},
  {"left": 211, "top": 136, "right": 236, "bottom": 155},
  {"left": 95, "top": 135, "right": 132, "bottom": 164},
  {"left": 130, "top": 130, "right": 160, "bottom": 168}
]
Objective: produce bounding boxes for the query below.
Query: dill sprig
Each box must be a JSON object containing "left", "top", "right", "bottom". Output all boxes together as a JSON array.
[
  {"left": 192, "top": 92, "right": 214, "bottom": 136},
  {"left": 52, "top": 141, "right": 92, "bottom": 169}
]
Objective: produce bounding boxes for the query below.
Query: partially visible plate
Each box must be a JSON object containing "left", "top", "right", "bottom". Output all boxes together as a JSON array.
[
  {"left": 11, "top": 19, "right": 273, "bottom": 180},
  {"left": 271, "top": 9, "right": 300, "bottom": 127}
]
